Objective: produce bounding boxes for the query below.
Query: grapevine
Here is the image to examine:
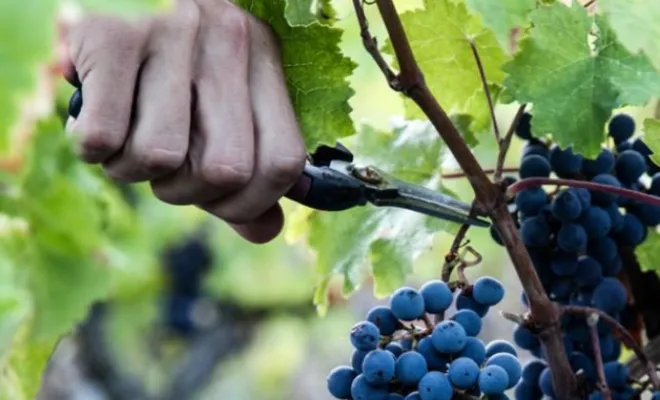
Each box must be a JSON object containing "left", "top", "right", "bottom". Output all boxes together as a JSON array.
[{"left": 2, "top": 0, "right": 660, "bottom": 399}]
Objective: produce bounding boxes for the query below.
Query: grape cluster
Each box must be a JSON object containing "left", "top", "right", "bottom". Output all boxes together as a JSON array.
[
  {"left": 492, "top": 112, "right": 660, "bottom": 399},
  {"left": 327, "top": 277, "right": 524, "bottom": 399},
  {"left": 160, "top": 236, "right": 213, "bottom": 336}
]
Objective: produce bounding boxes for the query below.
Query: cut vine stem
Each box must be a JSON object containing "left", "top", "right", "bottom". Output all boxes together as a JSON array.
[
  {"left": 507, "top": 177, "right": 660, "bottom": 206},
  {"left": 353, "top": 0, "right": 578, "bottom": 397}
]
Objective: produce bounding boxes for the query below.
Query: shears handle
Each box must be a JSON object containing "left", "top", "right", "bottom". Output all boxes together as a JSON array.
[{"left": 285, "top": 164, "right": 368, "bottom": 212}]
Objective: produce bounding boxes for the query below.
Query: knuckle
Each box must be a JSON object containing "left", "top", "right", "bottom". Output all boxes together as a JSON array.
[
  {"left": 218, "top": 7, "right": 250, "bottom": 49},
  {"left": 263, "top": 148, "right": 306, "bottom": 187},
  {"left": 77, "top": 129, "right": 123, "bottom": 163},
  {"left": 200, "top": 162, "right": 252, "bottom": 189},
  {"left": 134, "top": 148, "right": 186, "bottom": 173},
  {"left": 151, "top": 184, "right": 184, "bottom": 206}
]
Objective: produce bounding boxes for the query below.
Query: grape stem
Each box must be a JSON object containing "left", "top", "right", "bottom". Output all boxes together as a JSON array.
[
  {"left": 494, "top": 104, "right": 527, "bottom": 182},
  {"left": 507, "top": 178, "right": 660, "bottom": 206},
  {"left": 353, "top": 1, "right": 578, "bottom": 397},
  {"left": 468, "top": 39, "right": 500, "bottom": 142},
  {"left": 441, "top": 167, "right": 519, "bottom": 179},
  {"left": 441, "top": 223, "right": 471, "bottom": 282},
  {"left": 587, "top": 313, "right": 612, "bottom": 400},
  {"left": 563, "top": 305, "right": 660, "bottom": 389}
]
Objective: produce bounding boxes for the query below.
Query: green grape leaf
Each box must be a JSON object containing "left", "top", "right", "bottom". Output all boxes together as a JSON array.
[
  {"left": 285, "top": 0, "right": 336, "bottom": 26},
  {"left": 74, "top": 0, "right": 172, "bottom": 14},
  {"left": 635, "top": 229, "right": 660, "bottom": 274},
  {"left": 643, "top": 118, "right": 660, "bottom": 166},
  {"left": 383, "top": 0, "right": 510, "bottom": 132},
  {"left": 236, "top": 0, "right": 356, "bottom": 149},
  {"left": 464, "top": 0, "right": 536, "bottom": 52},
  {"left": 597, "top": 0, "right": 660, "bottom": 72},
  {"left": 503, "top": 2, "right": 660, "bottom": 157},
  {"left": 0, "top": 0, "right": 57, "bottom": 152},
  {"left": 307, "top": 121, "right": 461, "bottom": 311}
]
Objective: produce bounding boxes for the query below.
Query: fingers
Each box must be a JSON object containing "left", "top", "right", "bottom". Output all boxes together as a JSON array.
[
  {"left": 65, "top": 16, "right": 147, "bottom": 163},
  {"left": 202, "top": 17, "right": 306, "bottom": 224},
  {"left": 104, "top": 2, "right": 200, "bottom": 182},
  {"left": 228, "top": 205, "right": 285, "bottom": 244},
  {"left": 150, "top": 1, "right": 254, "bottom": 204}
]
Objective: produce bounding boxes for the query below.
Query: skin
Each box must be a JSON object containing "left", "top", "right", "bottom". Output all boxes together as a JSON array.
[{"left": 63, "top": 0, "right": 307, "bottom": 244}]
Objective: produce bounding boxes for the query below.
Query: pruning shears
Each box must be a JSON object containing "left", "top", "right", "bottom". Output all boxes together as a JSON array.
[{"left": 67, "top": 87, "right": 490, "bottom": 228}]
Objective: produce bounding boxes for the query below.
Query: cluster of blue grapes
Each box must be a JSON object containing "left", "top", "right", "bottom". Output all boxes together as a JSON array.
[
  {"left": 326, "top": 277, "right": 529, "bottom": 399},
  {"left": 160, "top": 236, "right": 212, "bottom": 336},
  {"left": 490, "top": 113, "right": 660, "bottom": 399}
]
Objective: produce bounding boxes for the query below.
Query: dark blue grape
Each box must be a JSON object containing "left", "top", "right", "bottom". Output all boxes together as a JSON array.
[
  {"left": 590, "top": 174, "right": 622, "bottom": 205},
  {"left": 571, "top": 187, "right": 592, "bottom": 209},
  {"left": 416, "top": 336, "right": 449, "bottom": 371},
  {"left": 579, "top": 206, "right": 612, "bottom": 239},
  {"left": 400, "top": 337, "right": 413, "bottom": 351},
  {"left": 351, "top": 321, "right": 381, "bottom": 351},
  {"left": 478, "top": 365, "right": 509, "bottom": 395},
  {"left": 472, "top": 276, "right": 505, "bottom": 306},
  {"left": 568, "top": 351, "right": 596, "bottom": 384},
  {"left": 588, "top": 236, "right": 619, "bottom": 266},
  {"left": 367, "top": 306, "right": 399, "bottom": 336},
  {"left": 515, "top": 187, "right": 548, "bottom": 215},
  {"left": 615, "top": 149, "right": 646, "bottom": 184},
  {"left": 327, "top": 366, "right": 357, "bottom": 399},
  {"left": 485, "top": 340, "right": 518, "bottom": 358},
  {"left": 431, "top": 321, "right": 467, "bottom": 354},
  {"left": 459, "top": 337, "right": 486, "bottom": 365},
  {"left": 386, "top": 342, "right": 404, "bottom": 358},
  {"left": 520, "top": 215, "right": 551, "bottom": 247},
  {"left": 557, "top": 223, "right": 588, "bottom": 253},
  {"left": 522, "top": 360, "right": 546, "bottom": 384},
  {"left": 582, "top": 149, "right": 615, "bottom": 177},
  {"left": 404, "top": 392, "right": 421, "bottom": 400},
  {"left": 448, "top": 357, "right": 479, "bottom": 389},
  {"left": 522, "top": 142, "right": 549, "bottom": 159},
  {"left": 163, "top": 295, "right": 197, "bottom": 335},
  {"left": 419, "top": 280, "right": 453, "bottom": 314},
  {"left": 592, "top": 277, "right": 627, "bottom": 314},
  {"left": 390, "top": 287, "right": 425, "bottom": 321},
  {"left": 603, "top": 361, "right": 628, "bottom": 389},
  {"left": 550, "top": 146, "right": 583, "bottom": 177},
  {"left": 608, "top": 114, "right": 635, "bottom": 144},
  {"left": 351, "top": 374, "right": 389, "bottom": 400},
  {"left": 456, "top": 291, "right": 490, "bottom": 317},
  {"left": 550, "top": 280, "right": 573, "bottom": 301},
  {"left": 486, "top": 353, "right": 522, "bottom": 388},
  {"left": 538, "top": 368, "right": 555, "bottom": 398},
  {"left": 651, "top": 391, "right": 660, "bottom": 400},
  {"left": 551, "top": 190, "right": 583, "bottom": 221},
  {"left": 616, "top": 213, "right": 646, "bottom": 246},
  {"left": 630, "top": 201, "right": 660, "bottom": 227},
  {"left": 418, "top": 371, "right": 453, "bottom": 400},
  {"left": 516, "top": 112, "right": 533, "bottom": 140},
  {"left": 362, "top": 349, "right": 396, "bottom": 386},
  {"left": 520, "top": 155, "right": 552, "bottom": 178},
  {"left": 604, "top": 203, "right": 624, "bottom": 232},
  {"left": 352, "top": 350, "right": 369, "bottom": 373},
  {"left": 650, "top": 172, "right": 660, "bottom": 196},
  {"left": 395, "top": 352, "right": 428, "bottom": 387},
  {"left": 575, "top": 256, "right": 603, "bottom": 288},
  {"left": 514, "top": 381, "right": 541, "bottom": 400},
  {"left": 388, "top": 394, "right": 405, "bottom": 400},
  {"left": 513, "top": 324, "right": 539, "bottom": 351},
  {"left": 551, "top": 252, "right": 578, "bottom": 277},
  {"left": 450, "top": 309, "right": 482, "bottom": 337}
]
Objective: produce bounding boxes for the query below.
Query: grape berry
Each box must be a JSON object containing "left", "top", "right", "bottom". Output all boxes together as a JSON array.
[{"left": 326, "top": 278, "right": 523, "bottom": 399}]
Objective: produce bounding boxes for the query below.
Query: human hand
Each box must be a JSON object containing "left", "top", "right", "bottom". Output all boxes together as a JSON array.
[{"left": 63, "top": 0, "right": 306, "bottom": 244}]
